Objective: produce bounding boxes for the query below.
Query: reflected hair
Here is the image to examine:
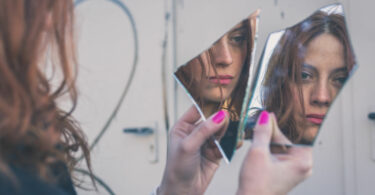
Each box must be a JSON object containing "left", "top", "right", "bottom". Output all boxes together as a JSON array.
[
  {"left": 175, "top": 18, "right": 253, "bottom": 120},
  {"left": 261, "top": 11, "right": 355, "bottom": 143},
  {"left": 0, "top": 0, "right": 92, "bottom": 186}
]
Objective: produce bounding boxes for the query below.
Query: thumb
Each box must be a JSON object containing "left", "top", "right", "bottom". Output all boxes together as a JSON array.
[
  {"left": 183, "top": 110, "right": 229, "bottom": 152},
  {"left": 251, "top": 111, "right": 272, "bottom": 149}
]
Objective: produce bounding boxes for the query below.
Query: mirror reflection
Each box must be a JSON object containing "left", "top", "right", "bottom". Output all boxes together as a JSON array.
[
  {"left": 175, "top": 10, "right": 259, "bottom": 160},
  {"left": 245, "top": 4, "right": 356, "bottom": 145}
]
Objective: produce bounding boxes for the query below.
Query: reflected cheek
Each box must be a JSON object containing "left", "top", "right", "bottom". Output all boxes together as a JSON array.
[
  {"left": 291, "top": 86, "right": 303, "bottom": 113},
  {"left": 291, "top": 85, "right": 310, "bottom": 127},
  {"left": 191, "top": 64, "right": 203, "bottom": 80},
  {"left": 302, "top": 86, "right": 312, "bottom": 111}
]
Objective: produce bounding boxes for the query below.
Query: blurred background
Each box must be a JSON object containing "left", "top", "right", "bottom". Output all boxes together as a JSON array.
[{"left": 71, "top": 0, "right": 375, "bottom": 194}]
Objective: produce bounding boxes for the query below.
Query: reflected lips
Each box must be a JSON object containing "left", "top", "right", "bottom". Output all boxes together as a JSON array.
[
  {"left": 306, "top": 114, "right": 325, "bottom": 125},
  {"left": 209, "top": 75, "right": 233, "bottom": 85}
]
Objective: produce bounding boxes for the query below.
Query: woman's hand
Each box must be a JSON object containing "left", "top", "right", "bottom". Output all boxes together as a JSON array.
[
  {"left": 158, "top": 106, "right": 229, "bottom": 195},
  {"left": 237, "top": 111, "right": 313, "bottom": 195}
]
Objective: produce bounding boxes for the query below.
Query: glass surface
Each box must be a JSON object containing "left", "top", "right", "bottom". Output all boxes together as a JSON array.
[
  {"left": 242, "top": 3, "right": 357, "bottom": 146},
  {"left": 174, "top": 10, "right": 260, "bottom": 161}
]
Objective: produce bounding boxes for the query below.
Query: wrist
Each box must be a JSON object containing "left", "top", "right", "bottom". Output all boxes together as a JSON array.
[
  {"left": 158, "top": 177, "right": 191, "bottom": 195},
  {"left": 236, "top": 185, "right": 275, "bottom": 195},
  {"left": 236, "top": 189, "right": 285, "bottom": 195}
]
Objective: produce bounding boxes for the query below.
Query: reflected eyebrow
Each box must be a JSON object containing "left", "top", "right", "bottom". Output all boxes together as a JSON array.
[
  {"left": 303, "top": 63, "right": 348, "bottom": 75},
  {"left": 230, "top": 26, "right": 246, "bottom": 33},
  {"left": 332, "top": 67, "right": 348, "bottom": 73},
  {"left": 212, "top": 25, "right": 247, "bottom": 45},
  {"left": 302, "top": 63, "right": 318, "bottom": 73}
]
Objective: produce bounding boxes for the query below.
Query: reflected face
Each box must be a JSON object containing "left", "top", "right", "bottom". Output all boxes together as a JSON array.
[
  {"left": 189, "top": 22, "right": 248, "bottom": 103},
  {"left": 293, "top": 33, "right": 348, "bottom": 142}
]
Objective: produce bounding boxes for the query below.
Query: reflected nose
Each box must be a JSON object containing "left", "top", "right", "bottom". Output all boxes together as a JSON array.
[
  {"left": 311, "top": 82, "right": 332, "bottom": 106},
  {"left": 211, "top": 39, "right": 233, "bottom": 67}
]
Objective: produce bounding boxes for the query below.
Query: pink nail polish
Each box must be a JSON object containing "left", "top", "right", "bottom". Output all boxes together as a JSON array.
[
  {"left": 258, "top": 111, "right": 269, "bottom": 125},
  {"left": 212, "top": 110, "right": 226, "bottom": 124}
]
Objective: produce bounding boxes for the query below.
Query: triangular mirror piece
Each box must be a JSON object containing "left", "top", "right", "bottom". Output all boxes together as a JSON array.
[{"left": 174, "top": 10, "right": 260, "bottom": 161}]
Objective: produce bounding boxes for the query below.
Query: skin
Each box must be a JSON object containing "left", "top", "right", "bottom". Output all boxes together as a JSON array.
[
  {"left": 237, "top": 112, "right": 313, "bottom": 195},
  {"left": 189, "top": 22, "right": 248, "bottom": 116},
  {"left": 292, "top": 33, "right": 348, "bottom": 142},
  {"left": 159, "top": 106, "right": 229, "bottom": 195},
  {"left": 158, "top": 107, "right": 313, "bottom": 195}
]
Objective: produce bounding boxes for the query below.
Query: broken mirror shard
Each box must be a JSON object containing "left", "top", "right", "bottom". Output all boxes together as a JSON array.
[
  {"left": 243, "top": 3, "right": 357, "bottom": 146},
  {"left": 174, "top": 10, "right": 260, "bottom": 161}
]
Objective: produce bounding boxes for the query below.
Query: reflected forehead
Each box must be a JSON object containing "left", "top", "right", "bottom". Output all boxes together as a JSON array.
[
  {"left": 306, "top": 33, "right": 344, "bottom": 55},
  {"left": 229, "top": 22, "right": 246, "bottom": 33},
  {"left": 213, "top": 22, "right": 246, "bottom": 45},
  {"left": 302, "top": 63, "right": 347, "bottom": 73},
  {"left": 304, "top": 33, "right": 345, "bottom": 71}
]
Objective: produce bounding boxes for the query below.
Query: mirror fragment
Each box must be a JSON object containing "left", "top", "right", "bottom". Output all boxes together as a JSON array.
[
  {"left": 243, "top": 3, "right": 357, "bottom": 146},
  {"left": 174, "top": 10, "right": 260, "bottom": 161}
]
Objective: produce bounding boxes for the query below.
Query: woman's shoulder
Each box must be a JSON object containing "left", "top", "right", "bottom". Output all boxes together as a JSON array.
[{"left": 0, "top": 162, "right": 76, "bottom": 195}]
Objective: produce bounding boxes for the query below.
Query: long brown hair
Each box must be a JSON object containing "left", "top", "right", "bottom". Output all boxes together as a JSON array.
[
  {"left": 175, "top": 18, "right": 253, "bottom": 120},
  {"left": 262, "top": 10, "right": 355, "bottom": 143},
  {"left": 0, "top": 0, "right": 91, "bottom": 184}
]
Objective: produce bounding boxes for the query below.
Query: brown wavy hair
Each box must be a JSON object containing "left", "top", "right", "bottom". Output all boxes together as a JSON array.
[
  {"left": 175, "top": 18, "right": 253, "bottom": 120},
  {"left": 0, "top": 0, "right": 92, "bottom": 184},
  {"left": 261, "top": 10, "right": 355, "bottom": 143}
]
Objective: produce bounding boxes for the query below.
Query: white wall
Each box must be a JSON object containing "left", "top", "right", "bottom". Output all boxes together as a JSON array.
[{"left": 73, "top": 0, "right": 172, "bottom": 194}]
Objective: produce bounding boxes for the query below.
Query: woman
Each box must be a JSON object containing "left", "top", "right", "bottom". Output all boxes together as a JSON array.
[
  {"left": 259, "top": 10, "right": 355, "bottom": 145},
  {"left": 0, "top": 1, "right": 312, "bottom": 194},
  {"left": 0, "top": 1, "right": 92, "bottom": 194}
]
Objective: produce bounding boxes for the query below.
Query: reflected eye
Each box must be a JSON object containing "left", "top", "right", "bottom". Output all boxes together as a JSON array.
[
  {"left": 231, "top": 35, "right": 246, "bottom": 43},
  {"left": 332, "top": 76, "right": 348, "bottom": 87},
  {"left": 301, "top": 71, "right": 313, "bottom": 81},
  {"left": 229, "top": 33, "right": 246, "bottom": 46},
  {"left": 331, "top": 70, "right": 349, "bottom": 88}
]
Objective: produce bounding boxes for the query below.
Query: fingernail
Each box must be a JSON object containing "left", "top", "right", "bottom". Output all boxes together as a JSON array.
[
  {"left": 258, "top": 111, "right": 269, "bottom": 125},
  {"left": 212, "top": 110, "right": 226, "bottom": 124}
]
